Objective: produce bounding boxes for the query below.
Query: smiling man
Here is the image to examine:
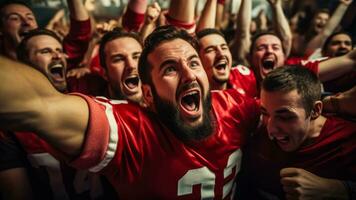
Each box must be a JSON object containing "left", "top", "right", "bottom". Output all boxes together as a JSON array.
[
  {"left": 99, "top": 30, "right": 143, "bottom": 104},
  {"left": 237, "top": 66, "right": 356, "bottom": 200},
  {"left": 0, "top": 25, "right": 260, "bottom": 199},
  {"left": 0, "top": 1, "right": 38, "bottom": 59},
  {"left": 17, "top": 29, "right": 68, "bottom": 92}
]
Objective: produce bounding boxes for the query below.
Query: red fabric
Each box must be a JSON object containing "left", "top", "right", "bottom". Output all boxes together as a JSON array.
[
  {"left": 63, "top": 18, "right": 91, "bottom": 70},
  {"left": 240, "top": 116, "right": 356, "bottom": 199},
  {"left": 165, "top": 14, "right": 196, "bottom": 31},
  {"left": 70, "top": 90, "right": 260, "bottom": 199},
  {"left": 217, "top": 0, "right": 225, "bottom": 4},
  {"left": 122, "top": 7, "right": 145, "bottom": 32},
  {"left": 228, "top": 65, "right": 258, "bottom": 98}
]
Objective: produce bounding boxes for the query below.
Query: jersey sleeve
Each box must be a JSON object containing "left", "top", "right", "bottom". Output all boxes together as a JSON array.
[
  {"left": 122, "top": 7, "right": 145, "bottom": 32},
  {"left": 63, "top": 18, "right": 92, "bottom": 69},
  {"left": 299, "top": 59, "right": 321, "bottom": 76},
  {"left": 69, "top": 94, "right": 111, "bottom": 170}
]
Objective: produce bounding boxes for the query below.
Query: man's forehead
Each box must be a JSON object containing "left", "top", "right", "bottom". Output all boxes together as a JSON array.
[
  {"left": 256, "top": 35, "right": 281, "bottom": 45},
  {"left": 3, "top": 3, "right": 33, "bottom": 14},
  {"left": 149, "top": 39, "right": 198, "bottom": 61}
]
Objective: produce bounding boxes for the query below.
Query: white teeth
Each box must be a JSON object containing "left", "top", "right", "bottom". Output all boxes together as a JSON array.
[
  {"left": 184, "top": 91, "right": 198, "bottom": 97},
  {"left": 51, "top": 64, "right": 63, "bottom": 69}
]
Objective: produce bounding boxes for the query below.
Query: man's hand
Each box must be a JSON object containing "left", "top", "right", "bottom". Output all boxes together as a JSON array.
[
  {"left": 280, "top": 168, "right": 348, "bottom": 200},
  {"left": 145, "top": 2, "right": 161, "bottom": 25}
]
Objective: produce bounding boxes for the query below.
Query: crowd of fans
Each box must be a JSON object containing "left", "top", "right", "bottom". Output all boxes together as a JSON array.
[{"left": 0, "top": 0, "right": 355, "bottom": 199}]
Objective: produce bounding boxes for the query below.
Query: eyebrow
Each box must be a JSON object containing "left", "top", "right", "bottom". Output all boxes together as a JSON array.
[
  {"left": 159, "top": 54, "right": 199, "bottom": 71},
  {"left": 260, "top": 106, "right": 294, "bottom": 114}
]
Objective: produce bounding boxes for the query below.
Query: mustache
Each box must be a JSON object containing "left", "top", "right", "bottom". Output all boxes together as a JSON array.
[{"left": 176, "top": 82, "right": 200, "bottom": 96}]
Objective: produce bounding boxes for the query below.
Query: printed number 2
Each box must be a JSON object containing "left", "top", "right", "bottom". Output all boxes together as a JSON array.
[{"left": 177, "top": 150, "right": 242, "bottom": 199}]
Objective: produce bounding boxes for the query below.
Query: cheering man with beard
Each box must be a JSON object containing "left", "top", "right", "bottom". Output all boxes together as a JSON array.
[{"left": 0, "top": 25, "right": 260, "bottom": 199}]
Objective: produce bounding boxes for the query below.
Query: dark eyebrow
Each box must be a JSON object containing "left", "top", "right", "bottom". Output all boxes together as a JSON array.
[
  {"left": 159, "top": 54, "right": 199, "bottom": 71},
  {"left": 275, "top": 108, "right": 294, "bottom": 114}
]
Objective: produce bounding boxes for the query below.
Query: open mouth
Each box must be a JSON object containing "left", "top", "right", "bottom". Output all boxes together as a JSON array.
[
  {"left": 262, "top": 59, "right": 275, "bottom": 70},
  {"left": 181, "top": 90, "right": 200, "bottom": 112},
  {"left": 124, "top": 76, "right": 139, "bottom": 89},
  {"left": 18, "top": 30, "right": 30, "bottom": 38},
  {"left": 335, "top": 49, "right": 349, "bottom": 57},
  {"left": 49, "top": 63, "right": 65, "bottom": 81},
  {"left": 214, "top": 58, "right": 228, "bottom": 73}
]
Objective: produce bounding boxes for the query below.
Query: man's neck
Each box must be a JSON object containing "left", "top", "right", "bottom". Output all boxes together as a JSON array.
[
  {"left": 306, "top": 115, "right": 327, "bottom": 140},
  {"left": 1, "top": 39, "right": 17, "bottom": 60}
]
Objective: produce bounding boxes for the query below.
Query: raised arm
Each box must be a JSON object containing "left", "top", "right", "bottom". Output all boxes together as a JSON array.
[
  {"left": 166, "top": 0, "right": 197, "bottom": 34},
  {"left": 140, "top": 2, "right": 161, "bottom": 41},
  {"left": 306, "top": 0, "right": 352, "bottom": 56},
  {"left": 0, "top": 57, "right": 88, "bottom": 157},
  {"left": 318, "top": 48, "right": 356, "bottom": 82},
  {"left": 67, "top": 0, "right": 89, "bottom": 21},
  {"left": 229, "top": 0, "right": 251, "bottom": 65},
  {"left": 323, "top": 85, "right": 356, "bottom": 117},
  {"left": 196, "top": 0, "right": 217, "bottom": 32},
  {"left": 122, "top": 0, "right": 148, "bottom": 32},
  {"left": 267, "top": 0, "right": 292, "bottom": 57}
]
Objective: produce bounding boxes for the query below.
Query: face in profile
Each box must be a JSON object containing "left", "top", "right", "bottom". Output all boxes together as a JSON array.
[
  {"left": 323, "top": 33, "right": 352, "bottom": 57},
  {"left": 251, "top": 34, "right": 285, "bottom": 81},
  {"left": 0, "top": 4, "right": 38, "bottom": 46},
  {"left": 104, "top": 37, "right": 143, "bottom": 103},
  {"left": 26, "top": 35, "right": 67, "bottom": 92},
  {"left": 260, "top": 89, "right": 314, "bottom": 152},
  {"left": 145, "top": 38, "right": 212, "bottom": 141},
  {"left": 198, "top": 33, "right": 232, "bottom": 89}
]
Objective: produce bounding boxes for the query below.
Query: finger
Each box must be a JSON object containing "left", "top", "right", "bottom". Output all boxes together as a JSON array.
[
  {"left": 280, "top": 167, "right": 301, "bottom": 177},
  {"left": 281, "top": 177, "right": 300, "bottom": 187}
]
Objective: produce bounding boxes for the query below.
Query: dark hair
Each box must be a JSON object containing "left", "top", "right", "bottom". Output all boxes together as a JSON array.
[
  {"left": 262, "top": 65, "right": 321, "bottom": 116},
  {"left": 196, "top": 28, "right": 225, "bottom": 40},
  {"left": 138, "top": 25, "right": 200, "bottom": 85},
  {"left": 16, "top": 28, "right": 62, "bottom": 63},
  {"left": 0, "top": 1, "right": 33, "bottom": 26},
  {"left": 99, "top": 28, "right": 143, "bottom": 69},
  {"left": 249, "top": 31, "right": 286, "bottom": 56},
  {"left": 321, "top": 31, "right": 352, "bottom": 55}
]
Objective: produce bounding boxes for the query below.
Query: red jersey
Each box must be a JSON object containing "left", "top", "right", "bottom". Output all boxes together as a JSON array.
[
  {"left": 70, "top": 89, "right": 260, "bottom": 199},
  {"left": 237, "top": 116, "right": 356, "bottom": 199},
  {"left": 10, "top": 132, "right": 117, "bottom": 200},
  {"left": 227, "top": 62, "right": 318, "bottom": 99},
  {"left": 228, "top": 65, "right": 258, "bottom": 98}
]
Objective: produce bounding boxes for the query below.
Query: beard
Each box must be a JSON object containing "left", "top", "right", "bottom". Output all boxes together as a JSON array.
[
  {"left": 334, "top": 48, "right": 349, "bottom": 57},
  {"left": 151, "top": 85, "right": 214, "bottom": 142}
]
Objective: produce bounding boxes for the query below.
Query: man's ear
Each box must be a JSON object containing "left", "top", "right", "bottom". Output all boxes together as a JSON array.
[
  {"left": 311, "top": 100, "right": 323, "bottom": 119},
  {"left": 142, "top": 84, "right": 154, "bottom": 108}
]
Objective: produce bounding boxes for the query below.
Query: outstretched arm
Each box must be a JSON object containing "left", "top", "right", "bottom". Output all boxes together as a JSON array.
[
  {"left": 323, "top": 85, "right": 356, "bottom": 117},
  {"left": 267, "top": 0, "right": 292, "bottom": 57},
  {"left": 280, "top": 168, "right": 349, "bottom": 199},
  {"left": 306, "top": 0, "right": 352, "bottom": 56},
  {"left": 229, "top": 0, "right": 251, "bottom": 65},
  {"left": 318, "top": 48, "right": 356, "bottom": 82},
  {"left": 0, "top": 57, "right": 88, "bottom": 157}
]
